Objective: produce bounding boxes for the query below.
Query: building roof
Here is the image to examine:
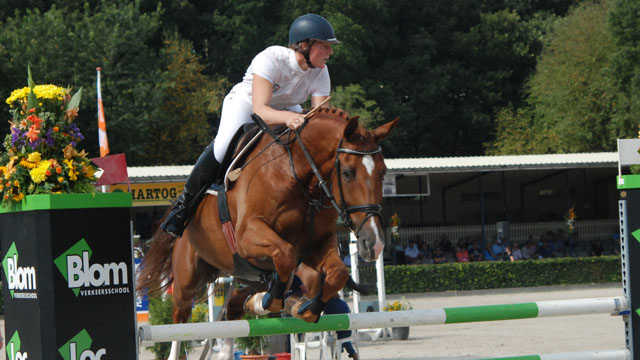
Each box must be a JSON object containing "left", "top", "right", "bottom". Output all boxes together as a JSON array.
[
  {"left": 126, "top": 152, "right": 619, "bottom": 180},
  {"left": 386, "top": 152, "right": 618, "bottom": 174}
]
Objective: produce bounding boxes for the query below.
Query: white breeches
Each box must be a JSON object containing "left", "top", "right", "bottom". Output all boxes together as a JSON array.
[{"left": 213, "top": 91, "right": 302, "bottom": 162}]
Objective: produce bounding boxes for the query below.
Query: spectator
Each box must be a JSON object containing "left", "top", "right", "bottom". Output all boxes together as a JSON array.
[
  {"left": 537, "top": 239, "right": 554, "bottom": 258},
  {"left": 432, "top": 247, "right": 447, "bottom": 264},
  {"left": 505, "top": 246, "right": 515, "bottom": 262},
  {"left": 483, "top": 242, "right": 497, "bottom": 261},
  {"left": 468, "top": 240, "right": 484, "bottom": 261},
  {"left": 591, "top": 239, "right": 604, "bottom": 257},
  {"left": 550, "top": 231, "right": 566, "bottom": 257},
  {"left": 438, "top": 234, "right": 453, "bottom": 253},
  {"left": 420, "top": 242, "right": 433, "bottom": 264},
  {"left": 491, "top": 238, "right": 507, "bottom": 260},
  {"left": 343, "top": 254, "right": 351, "bottom": 267},
  {"left": 455, "top": 245, "right": 470, "bottom": 262},
  {"left": 511, "top": 243, "right": 523, "bottom": 260},
  {"left": 522, "top": 240, "right": 537, "bottom": 260},
  {"left": 393, "top": 243, "right": 406, "bottom": 265},
  {"left": 404, "top": 239, "right": 421, "bottom": 264}
]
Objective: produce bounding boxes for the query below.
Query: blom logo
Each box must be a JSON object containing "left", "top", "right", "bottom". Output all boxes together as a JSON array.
[
  {"left": 2, "top": 242, "right": 37, "bottom": 299},
  {"left": 58, "top": 329, "right": 106, "bottom": 360},
  {"left": 7, "top": 331, "right": 28, "bottom": 360},
  {"left": 54, "top": 238, "right": 130, "bottom": 297}
]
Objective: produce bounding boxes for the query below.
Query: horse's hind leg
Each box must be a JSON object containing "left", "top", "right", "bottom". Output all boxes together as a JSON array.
[{"left": 170, "top": 236, "right": 219, "bottom": 358}]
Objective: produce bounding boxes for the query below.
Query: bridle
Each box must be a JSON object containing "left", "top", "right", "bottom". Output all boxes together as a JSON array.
[
  {"left": 249, "top": 112, "right": 384, "bottom": 239},
  {"left": 291, "top": 128, "right": 383, "bottom": 238},
  {"left": 332, "top": 139, "right": 383, "bottom": 235}
]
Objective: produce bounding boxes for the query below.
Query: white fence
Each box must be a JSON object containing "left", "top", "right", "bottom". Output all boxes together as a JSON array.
[{"left": 339, "top": 218, "right": 618, "bottom": 249}]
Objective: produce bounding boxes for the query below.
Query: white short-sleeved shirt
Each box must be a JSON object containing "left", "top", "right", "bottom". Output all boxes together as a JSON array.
[{"left": 230, "top": 46, "right": 331, "bottom": 110}]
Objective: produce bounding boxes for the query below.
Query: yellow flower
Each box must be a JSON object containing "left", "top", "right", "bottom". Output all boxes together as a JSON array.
[
  {"left": 82, "top": 164, "right": 95, "bottom": 179},
  {"left": 64, "top": 159, "right": 78, "bottom": 181},
  {"left": 12, "top": 192, "right": 24, "bottom": 201},
  {"left": 19, "top": 159, "right": 38, "bottom": 169},
  {"left": 384, "top": 298, "right": 412, "bottom": 312},
  {"left": 27, "top": 152, "right": 41, "bottom": 162},
  {"left": 29, "top": 160, "right": 51, "bottom": 184},
  {"left": 5, "top": 85, "right": 66, "bottom": 105},
  {"left": 58, "top": 177, "right": 64, "bottom": 183}
]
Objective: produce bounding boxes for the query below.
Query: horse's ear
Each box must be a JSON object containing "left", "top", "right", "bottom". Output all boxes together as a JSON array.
[
  {"left": 343, "top": 116, "right": 360, "bottom": 140},
  {"left": 373, "top": 116, "right": 399, "bottom": 143}
]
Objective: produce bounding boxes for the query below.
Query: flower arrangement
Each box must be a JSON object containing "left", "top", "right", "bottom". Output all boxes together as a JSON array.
[
  {"left": 390, "top": 212, "right": 401, "bottom": 228},
  {"left": 383, "top": 297, "right": 412, "bottom": 312},
  {"left": 565, "top": 207, "right": 577, "bottom": 234},
  {"left": 0, "top": 70, "right": 97, "bottom": 205}
]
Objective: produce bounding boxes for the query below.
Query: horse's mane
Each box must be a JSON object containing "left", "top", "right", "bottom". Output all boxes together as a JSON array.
[{"left": 307, "top": 107, "right": 353, "bottom": 125}]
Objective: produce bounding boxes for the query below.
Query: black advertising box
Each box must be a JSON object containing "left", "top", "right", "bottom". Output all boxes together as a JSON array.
[{"left": 1, "top": 193, "right": 136, "bottom": 360}]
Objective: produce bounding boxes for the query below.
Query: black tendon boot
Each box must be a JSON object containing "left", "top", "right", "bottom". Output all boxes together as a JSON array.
[{"left": 161, "top": 142, "right": 220, "bottom": 237}]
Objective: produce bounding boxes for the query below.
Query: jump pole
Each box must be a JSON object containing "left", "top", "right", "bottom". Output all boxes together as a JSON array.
[
  {"left": 139, "top": 296, "right": 626, "bottom": 342},
  {"left": 479, "top": 349, "right": 630, "bottom": 360}
]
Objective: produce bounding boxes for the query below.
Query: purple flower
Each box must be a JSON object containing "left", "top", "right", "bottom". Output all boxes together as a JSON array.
[
  {"left": 29, "top": 138, "right": 42, "bottom": 150},
  {"left": 44, "top": 128, "right": 55, "bottom": 147}
]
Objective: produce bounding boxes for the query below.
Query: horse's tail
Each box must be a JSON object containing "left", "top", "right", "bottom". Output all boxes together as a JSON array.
[{"left": 136, "top": 228, "right": 175, "bottom": 297}]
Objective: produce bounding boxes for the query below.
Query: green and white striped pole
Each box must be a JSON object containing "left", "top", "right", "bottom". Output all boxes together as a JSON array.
[
  {"left": 480, "top": 349, "right": 630, "bottom": 360},
  {"left": 139, "top": 296, "right": 627, "bottom": 343}
]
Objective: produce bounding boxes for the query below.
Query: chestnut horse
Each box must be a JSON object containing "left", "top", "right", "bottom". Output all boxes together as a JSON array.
[{"left": 137, "top": 108, "right": 397, "bottom": 354}]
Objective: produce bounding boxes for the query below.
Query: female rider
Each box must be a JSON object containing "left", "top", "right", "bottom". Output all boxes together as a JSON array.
[{"left": 162, "top": 13, "right": 340, "bottom": 237}]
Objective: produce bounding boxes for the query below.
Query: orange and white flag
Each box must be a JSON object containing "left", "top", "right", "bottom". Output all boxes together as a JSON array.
[{"left": 96, "top": 67, "right": 109, "bottom": 157}]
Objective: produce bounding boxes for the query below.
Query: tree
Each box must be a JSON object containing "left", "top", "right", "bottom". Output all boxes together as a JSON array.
[
  {"left": 608, "top": 0, "right": 640, "bottom": 140},
  {"left": 145, "top": 34, "right": 230, "bottom": 165},
  {"left": 488, "top": 0, "right": 630, "bottom": 154}
]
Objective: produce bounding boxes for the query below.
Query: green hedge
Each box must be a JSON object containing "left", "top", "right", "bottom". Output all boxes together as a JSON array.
[{"left": 383, "top": 256, "right": 621, "bottom": 294}]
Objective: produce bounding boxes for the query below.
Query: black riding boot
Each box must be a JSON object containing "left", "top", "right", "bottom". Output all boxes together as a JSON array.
[{"left": 161, "top": 142, "right": 220, "bottom": 237}]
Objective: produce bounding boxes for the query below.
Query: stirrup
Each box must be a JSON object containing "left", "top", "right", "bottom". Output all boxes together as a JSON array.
[{"left": 161, "top": 205, "right": 187, "bottom": 237}]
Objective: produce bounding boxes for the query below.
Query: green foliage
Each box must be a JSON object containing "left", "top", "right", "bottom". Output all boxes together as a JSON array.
[
  {"left": 331, "top": 84, "right": 384, "bottom": 128},
  {"left": 488, "top": 0, "right": 633, "bottom": 154},
  {"left": 608, "top": 0, "right": 640, "bottom": 141},
  {"left": 0, "top": 1, "right": 597, "bottom": 164},
  {"left": 383, "top": 256, "right": 621, "bottom": 294},
  {"left": 145, "top": 33, "right": 230, "bottom": 165},
  {"left": 236, "top": 314, "right": 266, "bottom": 355},
  {"left": 148, "top": 295, "right": 192, "bottom": 359}
]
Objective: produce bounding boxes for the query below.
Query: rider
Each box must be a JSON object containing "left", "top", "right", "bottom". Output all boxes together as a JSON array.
[{"left": 161, "top": 13, "right": 340, "bottom": 237}]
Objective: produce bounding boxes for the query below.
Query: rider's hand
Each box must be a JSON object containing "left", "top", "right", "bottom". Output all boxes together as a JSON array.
[{"left": 285, "top": 113, "right": 305, "bottom": 131}]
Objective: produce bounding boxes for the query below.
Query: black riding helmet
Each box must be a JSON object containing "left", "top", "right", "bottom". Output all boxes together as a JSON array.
[
  {"left": 289, "top": 14, "right": 340, "bottom": 45},
  {"left": 289, "top": 14, "right": 340, "bottom": 68}
]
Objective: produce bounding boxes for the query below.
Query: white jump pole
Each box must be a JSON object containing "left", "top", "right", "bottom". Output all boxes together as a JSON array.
[{"left": 140, "top": 296, "right": 627, "bottom": 342}]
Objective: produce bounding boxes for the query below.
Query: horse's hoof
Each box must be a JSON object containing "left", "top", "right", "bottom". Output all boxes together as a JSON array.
[
  {"left": 244, "top": 292, "right": 271, "bottom": 316},
  {"left": 267, "top": 298, "right": 283, "bottom": 313},
  {"left": 298, "top": 309, "right": 320, "bottom": 323},
  {"left": 262, "top": 291, "right": 284, "bottom": 313}
]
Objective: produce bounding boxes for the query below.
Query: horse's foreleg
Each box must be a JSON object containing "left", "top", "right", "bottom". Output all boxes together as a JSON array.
[
  {"left": 238, "top": 220, "right": 297, "bottom": 313},
  {"left": 292, "top": 247, "right": 349, "bottom": 323}
]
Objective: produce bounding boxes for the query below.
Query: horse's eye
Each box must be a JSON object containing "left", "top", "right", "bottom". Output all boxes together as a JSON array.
[{"left": 341, "top": 168, "right": 354, "bottom": 181}]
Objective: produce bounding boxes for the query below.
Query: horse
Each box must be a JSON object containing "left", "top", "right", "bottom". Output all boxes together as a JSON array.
[{"left": 137, "top": 108, "right": 398, "bottom": 357}]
